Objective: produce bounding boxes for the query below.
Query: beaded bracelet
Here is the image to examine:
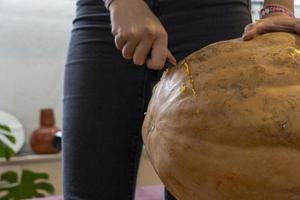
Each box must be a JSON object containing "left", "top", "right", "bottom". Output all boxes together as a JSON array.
[{"left": 260, "top": 4, "right": 295, "bottom": 19}]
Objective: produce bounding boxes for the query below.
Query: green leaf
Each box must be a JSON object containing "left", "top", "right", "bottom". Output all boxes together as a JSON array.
[
  {"left": 0, "top": 124, "right": 11, "bottom": 133},
  {"left": 35, "top": 182, "right": 55, "bottom": 194},
  {"left": 0, "top": 170, "right": 55, "bottom": 199},
  {"left": 0, "top": 141, "right": 15, "bottom": 160},
  {"left": 5, "top": 134, "right": 16, "bottom": 144},
  {"left": 0, "top": 123, "right": 16, "bottom": 160},
  {"left": 0, "top": 171, "right": 20, "bottom": 200},
  {"left": 0, "top": 124, "right": 16, "bottom": 144},
  {"left": 19, "top": 170, "right": 55, "bottom": 198},
  {"left": 1, "top": 171, "right": 18, "bottom": 183}
]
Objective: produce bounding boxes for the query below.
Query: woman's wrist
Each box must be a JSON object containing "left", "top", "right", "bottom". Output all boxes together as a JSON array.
[
  {"left": 263, "top": 0, "right": 294, "bottom": 12},
  {"left": 260, "top": 4, "right": 295, "bottom": 19}
]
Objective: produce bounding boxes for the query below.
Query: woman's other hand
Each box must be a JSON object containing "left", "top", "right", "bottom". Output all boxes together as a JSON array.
[
  {"left": 242, "top": 13, "right": 300, "bottom": 41},
  {"left": 109, "top": 0, "right": 176, "bottom": 70}
]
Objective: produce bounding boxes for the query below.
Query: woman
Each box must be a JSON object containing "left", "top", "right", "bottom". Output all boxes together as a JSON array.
[{"left": 62, "top": 0, "right": 297, "bottom": 199}]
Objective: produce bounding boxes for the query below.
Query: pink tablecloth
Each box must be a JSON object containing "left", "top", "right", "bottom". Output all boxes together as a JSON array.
[{"left": 33, "top": 185, "right": 164, "bottom": 200}]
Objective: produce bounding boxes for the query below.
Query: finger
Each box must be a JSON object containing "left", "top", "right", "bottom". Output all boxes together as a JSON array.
[
  {"left": 242, "top": 29, "right": 257, "bottom": 41},
  {"left": 114, "top": 34, "right": 127, "bottom": 50},
  {"left": 257, "top": 23, "right": 294, "bottom": 33},
  {"left": 270, "top": 17, "right": 298, "bottom": 34},
  {"left": 122, "top": 39, "right": 140, "bottom": 59},
  {"left": 146, "top": 37, "right": 168, "bottom": 70},
  {"left": 271, "top": 17, "right": 297, "bottom": 28},
  {"left": 243, "top": 22, "right": 294, "bottom": 41},
  {"left": 242, "top": 23, "right": 257, "bottom": 41},
  {"left": 133, "top": 37, "right": 155, "bottom": 66},
  {"left": 244, "top": 23, "right": 255, "bottom": 34},
  {"left": 295, "top": 21, "right": 300, "bottom": 34},
  {"left": 167, "top": 49, "right": 177, "bottom": 66}
]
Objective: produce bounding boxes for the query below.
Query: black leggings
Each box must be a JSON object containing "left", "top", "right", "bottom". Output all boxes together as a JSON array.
[{"left": 62, "top": 0, "right": 251, "bottom": 199}]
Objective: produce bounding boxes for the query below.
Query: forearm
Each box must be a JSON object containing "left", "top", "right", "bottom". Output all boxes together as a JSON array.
[{"left": 264, "top": 0, "right": 294, "bottom": 12}]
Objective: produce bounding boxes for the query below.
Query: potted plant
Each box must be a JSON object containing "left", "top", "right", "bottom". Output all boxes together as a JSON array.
[
  {"left": 0, "top": 123, "right": 55, "bottom": 199},
  {"left": 0, "top": 123, "right": 16, "bottom": 160},
  {"left": 0, "top": 170, "right": 55, "bottom": 199}
]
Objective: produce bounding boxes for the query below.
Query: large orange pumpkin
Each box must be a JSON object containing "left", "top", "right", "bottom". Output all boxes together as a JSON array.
[{"left": 142, "top": 32, "right": 300, "bottom": 200}]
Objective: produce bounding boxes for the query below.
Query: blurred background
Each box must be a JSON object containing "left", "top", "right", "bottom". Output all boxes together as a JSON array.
[{"left": 0, "top": 0, "right": 74, "bottom": 154}]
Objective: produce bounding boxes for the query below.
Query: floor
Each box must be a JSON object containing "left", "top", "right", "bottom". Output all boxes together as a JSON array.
[{"left": 33, "top": 186, "right": 164, "bottom": 200}]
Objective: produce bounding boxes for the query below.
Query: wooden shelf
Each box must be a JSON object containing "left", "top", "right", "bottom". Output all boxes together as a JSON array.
[{"left": 0, "top": 153, "right": 61, "bottom": 166}]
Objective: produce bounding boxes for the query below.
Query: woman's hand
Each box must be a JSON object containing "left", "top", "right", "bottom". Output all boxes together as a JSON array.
[
  {"left": 242, "top": 13, "right": 300, "bottom": 41},
  {"left": 109, "top": 0, "right": 176, "bottom": 69}
]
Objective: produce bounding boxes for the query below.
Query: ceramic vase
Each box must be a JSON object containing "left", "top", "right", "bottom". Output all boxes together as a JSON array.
[{"left": 30, "top": 109, "right": 60, "bottom": 154}]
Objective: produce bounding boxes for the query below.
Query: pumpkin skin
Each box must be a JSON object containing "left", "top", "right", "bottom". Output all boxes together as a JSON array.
[{"left": 142, "top": 32, "right": 300, "bottom": 200}]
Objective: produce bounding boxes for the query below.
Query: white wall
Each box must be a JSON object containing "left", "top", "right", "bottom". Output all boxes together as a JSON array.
[{"left": 0, "top": 0, "right": 75, "bottom": 154}]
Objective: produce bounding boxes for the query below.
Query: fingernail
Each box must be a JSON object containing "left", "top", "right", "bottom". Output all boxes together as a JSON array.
[
  {"left": 242, "top": 33, "right": 249, "bottom": 40},
  {"left": 169, "top": 58, "right": 177, "bottom": 66}
]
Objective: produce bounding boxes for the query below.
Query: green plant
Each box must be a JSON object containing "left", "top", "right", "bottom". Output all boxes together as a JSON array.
[
  {"left": 0, "top": 170, "right": 55, "bottom": 199},
  {"left": 0, "top": 123, "right": 16, "bottom": 160}
]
